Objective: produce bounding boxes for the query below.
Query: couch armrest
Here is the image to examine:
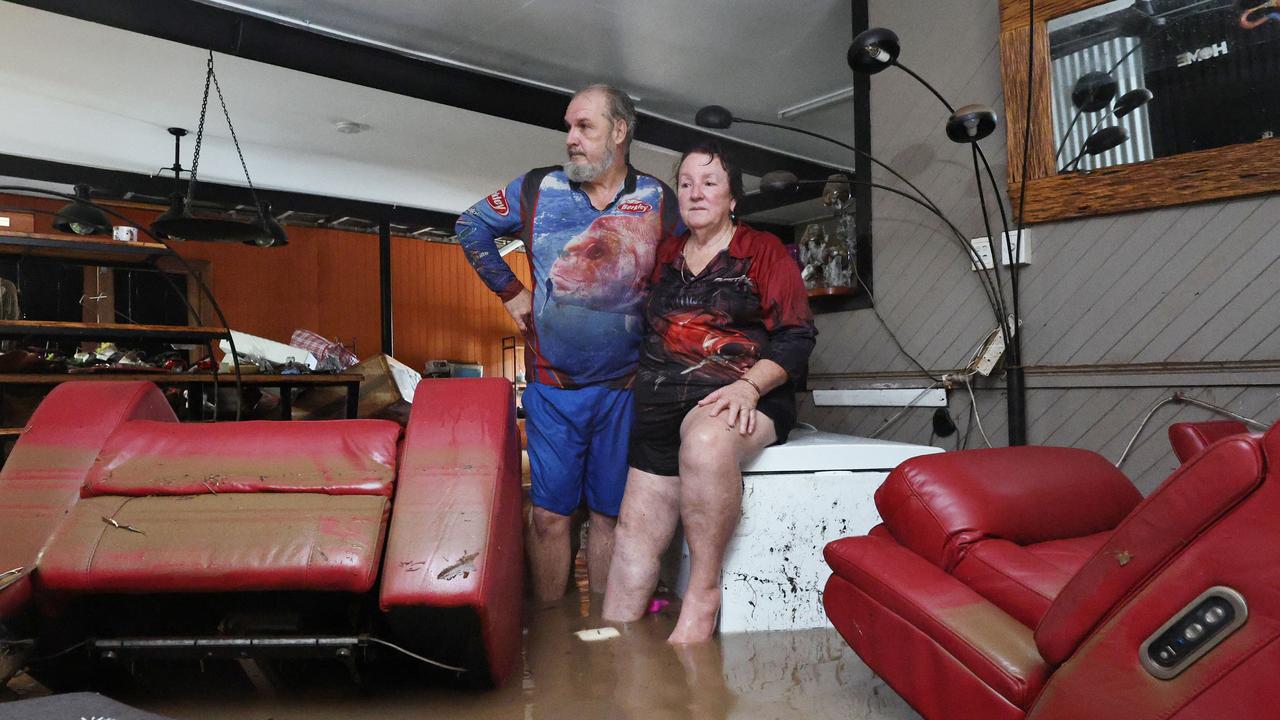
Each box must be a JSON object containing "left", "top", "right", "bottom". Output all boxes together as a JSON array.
[
  {"left": 824, "top": 535, "right": 1048, "bottom": 707},
  {"left": 1168, "top": 420, "right": 1250, "bottom": 464},
  {"left": 378, "top": 378, "right": 523, "bottom": 685},
  {"left": 1035, "top": 435, "right": 1265, "bottom": 665},
  {"left": 875, "top": 446, "right": 1141, "bottom": 571},
  {"left": 0, "top": 382, "right": 175, "bottom": 620}
]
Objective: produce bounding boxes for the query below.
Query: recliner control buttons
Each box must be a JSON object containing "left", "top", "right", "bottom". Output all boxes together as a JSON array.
[{"left": 1140, "top": 587, "right": 1248, "bottom": 680}]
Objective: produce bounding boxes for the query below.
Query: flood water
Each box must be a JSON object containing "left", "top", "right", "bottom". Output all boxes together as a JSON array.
[{"left": 3, "top": 558, "right": 921, "bottom": 720}]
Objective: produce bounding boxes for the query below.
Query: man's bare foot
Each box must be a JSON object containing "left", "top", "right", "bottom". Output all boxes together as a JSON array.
[{"left": 667, "top": 589, "right": 720, "bottom": 644}]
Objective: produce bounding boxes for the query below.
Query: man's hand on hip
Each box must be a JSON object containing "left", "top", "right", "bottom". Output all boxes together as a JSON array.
[{"left": 505, "top": 288, "right": 534, "bottom": 334}]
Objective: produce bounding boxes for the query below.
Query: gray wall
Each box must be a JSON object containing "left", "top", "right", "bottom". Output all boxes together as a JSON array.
[{"left": 800, "top": 1, "right": 1280, "bottom": 494}]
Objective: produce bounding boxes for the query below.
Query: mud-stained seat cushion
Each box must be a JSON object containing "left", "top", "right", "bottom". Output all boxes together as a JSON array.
[{"left": 37, "top": 418, "right": 402, "bottom": 594}]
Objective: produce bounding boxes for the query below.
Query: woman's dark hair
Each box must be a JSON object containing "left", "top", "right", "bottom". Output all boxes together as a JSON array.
[{"left": 675, "top": 141, "right": 745, "bottom": 209}]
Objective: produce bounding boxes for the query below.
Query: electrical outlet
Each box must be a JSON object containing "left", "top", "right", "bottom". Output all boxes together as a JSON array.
[
  {"left": 972, "top": 232, "right": 1032, "bottom": 269},
  {"left": 998, "top": 229, "right": 1033, "bottom": 266},
  {"left": 970, "top": 236, "right": 995, "bottom": 271}
]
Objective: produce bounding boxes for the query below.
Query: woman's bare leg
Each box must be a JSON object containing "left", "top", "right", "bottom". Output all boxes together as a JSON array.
[
  {"left": 602, "top": 467, "right": 681, "bottom": 622},
  {"left": 668, "top": 409, "right": 775, "bottom": 644}
]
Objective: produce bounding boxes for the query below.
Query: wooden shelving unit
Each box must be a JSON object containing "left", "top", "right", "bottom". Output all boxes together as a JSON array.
[
  {"left": 0, "top": 228, "right": 229, "bottom": 430},
  {"left": 0, "top": 320, "right": 227, "bottom": 345},
  {"left": 0, "top": 229, "right": 169, "bottom": 265}
]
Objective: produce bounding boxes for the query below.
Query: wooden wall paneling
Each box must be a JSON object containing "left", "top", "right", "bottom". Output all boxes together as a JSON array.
[{"left": 315, "top": 227, "right": 380, "bottom": 361}]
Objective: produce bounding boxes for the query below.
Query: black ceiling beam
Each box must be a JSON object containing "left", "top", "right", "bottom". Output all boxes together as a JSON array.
[
  {"left": 0, "top": 153, "right": 461, "bottom": 229},
  {"left": 11, "top": 0, "right": 834, "bottom": 214}
]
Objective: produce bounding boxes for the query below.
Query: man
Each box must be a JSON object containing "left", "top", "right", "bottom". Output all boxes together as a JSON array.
[{"left": 456, "top": 84, "right": 678, "bottom": 601}]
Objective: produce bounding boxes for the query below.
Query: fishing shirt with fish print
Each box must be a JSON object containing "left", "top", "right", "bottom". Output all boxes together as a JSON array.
[
  {"left": 637, "top": 224, "right": 817, "bottom": 404},
  {"left": 457, "top": 165, "right": 679, "bottom": 388}
]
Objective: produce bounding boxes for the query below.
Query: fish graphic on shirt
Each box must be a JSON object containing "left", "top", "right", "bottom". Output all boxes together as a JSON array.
[
  {"left": 548, "top": 214, "right": 656, "bottom": 314},
  {"left": 658, "top": 308, "right": 758, "bottom": 379}
]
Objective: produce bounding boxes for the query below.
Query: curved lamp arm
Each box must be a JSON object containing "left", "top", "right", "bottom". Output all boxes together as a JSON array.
[{"left": 0, "top": 185, "right": 245, "bottom": 417}]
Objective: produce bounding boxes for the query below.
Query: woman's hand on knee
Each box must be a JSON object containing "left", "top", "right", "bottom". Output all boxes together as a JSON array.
[{"left": 697, "top": 380, "right": 760, "bottom": 435}]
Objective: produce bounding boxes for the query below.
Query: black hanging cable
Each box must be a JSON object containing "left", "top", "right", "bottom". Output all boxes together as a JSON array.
[
  {"left": 975, "top": 150, "right": 1019, "bottom": 327},
  {"left": 725, "top": 117, "right": 945, "bottom": 216},
  {"left": 888, "top": 61, "right": 1015, "bottom": 353},
  {"left": 852, "top": 264, "right": 941, "bottom": 382},
  {"left": 1004, "top": 0, "right": 1037, "bottom": 446},
  {"left": 970, "top": 145, "right": 1013, "bottom": 351}
]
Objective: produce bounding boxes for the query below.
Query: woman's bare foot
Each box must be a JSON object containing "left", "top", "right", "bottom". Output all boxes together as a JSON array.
[{"left": 667, "top": 588, "right": 720, "bottom": 644}]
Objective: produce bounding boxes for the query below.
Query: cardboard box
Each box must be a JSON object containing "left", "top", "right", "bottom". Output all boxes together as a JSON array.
[
  {"left": 0, "top": 212, "right": 35, "bottom": 233},
  {"left": 292, "top": 353, "right": 420, "bottom": 423}
]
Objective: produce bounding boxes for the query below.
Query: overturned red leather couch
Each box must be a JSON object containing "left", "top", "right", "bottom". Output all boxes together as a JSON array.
[
  {"left": 823, "top": 422, "right": 1279, "bottom": 720},
  {"left": 0, "top": 378, "right": 522, "bottom": 688}
]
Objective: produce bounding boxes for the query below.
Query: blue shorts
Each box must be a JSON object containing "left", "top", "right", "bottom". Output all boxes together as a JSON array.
[{"left": 522, "top": 382, "right": 634, "bottom": 517}]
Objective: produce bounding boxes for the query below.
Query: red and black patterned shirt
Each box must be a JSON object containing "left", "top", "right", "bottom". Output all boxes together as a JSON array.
[{"left": 636, "top": 223, "right": 817, "bottom": 403}]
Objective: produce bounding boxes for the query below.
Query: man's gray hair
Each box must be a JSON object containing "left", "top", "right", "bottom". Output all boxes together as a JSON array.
[{"left": 576, "top": 83, "right": 636, "bottom": 150}]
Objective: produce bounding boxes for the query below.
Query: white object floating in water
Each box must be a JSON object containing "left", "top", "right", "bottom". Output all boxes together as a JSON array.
[{"left": 574, "top": 627, "right": 620, "bottom": 642}]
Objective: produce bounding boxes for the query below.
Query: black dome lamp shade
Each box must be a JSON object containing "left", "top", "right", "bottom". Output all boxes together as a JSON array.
[
  {"left": 1071, "top": 71, "right": 1119, "bottom": 113},
  {"left": 694, "top": 105, "right": 734, "bottom": 129},
  {"left": 1083, "top": 125, "right": 1130, "bottom": 155},
  {"left": 52, "top": 183, "right": 112, "bottom": 235},
  {"left": 251, "top": 202, "right": 288, "bottom": 248},
  {"left": 945, "top": 105, "right": 998, "bottom": 143},
  {"left": 1113, "top": 88, "right": 1154, "bottom": 119},
  {"left": 847, "top": 27, "right": 900, "bottom": 74},
  {"left": 148, "top": 53, "right": 273, "bottom": 245}
]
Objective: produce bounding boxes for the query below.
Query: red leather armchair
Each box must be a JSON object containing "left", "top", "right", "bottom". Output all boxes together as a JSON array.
[{"left": 823, "top": 424, "right": 1280, "bottom": 720}]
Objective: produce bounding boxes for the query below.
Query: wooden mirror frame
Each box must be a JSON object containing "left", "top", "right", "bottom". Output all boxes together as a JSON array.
[{"left": 999, "top": 0, "right": 1280, "bottom": 223}]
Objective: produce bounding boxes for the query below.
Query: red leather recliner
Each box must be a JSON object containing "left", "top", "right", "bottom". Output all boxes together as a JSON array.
[
  {"left": 823, "top": 423, "right": 1280, "bottom": 720},
  {"left": 0, "top": 378, "right": 523, "bottom": 688},
  {"left": 1168, "top": 419, "right": 1250, "bottom": 463}
]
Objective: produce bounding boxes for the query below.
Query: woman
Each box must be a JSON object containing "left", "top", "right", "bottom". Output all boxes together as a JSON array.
[{"left": 602, "top": 143, "right": 816, "bottom": 643}]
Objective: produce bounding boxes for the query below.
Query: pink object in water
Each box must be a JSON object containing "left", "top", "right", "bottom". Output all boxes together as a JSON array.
[{"left": 647, "top": 598, "right": 670, "bottom": 614}]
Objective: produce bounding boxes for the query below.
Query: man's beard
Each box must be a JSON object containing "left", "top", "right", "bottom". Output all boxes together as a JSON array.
[{"left": 564, "top": 144, "right": 615, "bottom": 183}]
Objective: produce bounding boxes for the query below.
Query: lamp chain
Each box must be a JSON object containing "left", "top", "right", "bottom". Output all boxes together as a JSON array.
[
  {"left": 186, "top": 51, "right": 265, "bottom": 218},
  {"left": 210, "top": 54, "right": 265, "bottom": 214},
  {"left": 186, "top": 52, "right": 215, "bottom": 206}
]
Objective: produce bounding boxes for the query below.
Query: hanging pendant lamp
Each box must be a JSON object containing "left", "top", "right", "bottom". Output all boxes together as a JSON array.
[
  {"left": 150, "top": 52, "right": 283, "bottom": 246},
  {"left": 52, "top": 183, "right": 112, "bottom": 235}
]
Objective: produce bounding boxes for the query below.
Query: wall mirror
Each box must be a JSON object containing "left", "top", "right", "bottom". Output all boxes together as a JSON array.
[{"left": 999, "top": 0, "right": 1280, "bottom": 222}]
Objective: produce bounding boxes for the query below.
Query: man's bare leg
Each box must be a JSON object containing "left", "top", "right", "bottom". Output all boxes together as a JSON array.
[
  {"left": 586, "top": 510, "right": 618, "bottom": 595},
  {"left": 602, "top": 469, "right": 681, "bottom": 620},
  {"left": 668, "top": 410, "right": 774, "bottom": 644},
  {"left": 528, "top": 506, "right": 573, "bottom": 602}
]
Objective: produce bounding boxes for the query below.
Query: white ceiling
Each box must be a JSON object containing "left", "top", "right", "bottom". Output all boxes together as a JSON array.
[
  {"left": 0, "top": 1, "right": 861, "bottom": 220},
  {"left": 197, "top": 0, "right": 863, "bottom": 160}
]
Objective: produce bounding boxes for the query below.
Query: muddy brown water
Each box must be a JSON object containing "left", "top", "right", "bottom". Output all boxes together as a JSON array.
[{"left": 3, "top": 555, "right": 920, "bottom": 720}]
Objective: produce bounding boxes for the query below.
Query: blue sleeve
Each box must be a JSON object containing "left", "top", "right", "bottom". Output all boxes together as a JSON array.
[{"left": 456, "top": 175, "right": 527, "bottom": 301}]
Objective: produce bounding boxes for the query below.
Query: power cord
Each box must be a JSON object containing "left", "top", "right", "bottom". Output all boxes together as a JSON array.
[
  {"left": 868, "top": 382, "right": 943, "bottom": 438},
  {"left": 366, "top": 636, "right": 469, "bottom": 673},
  {"left": 962, "top": 373, "right": 994, "bottom": 448},
  {"left": 1116, "top": 392, "right": 1270, "bottom": 468},
  {"left": 853, "top": 266, "right": 941, "bottom": 383}
]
